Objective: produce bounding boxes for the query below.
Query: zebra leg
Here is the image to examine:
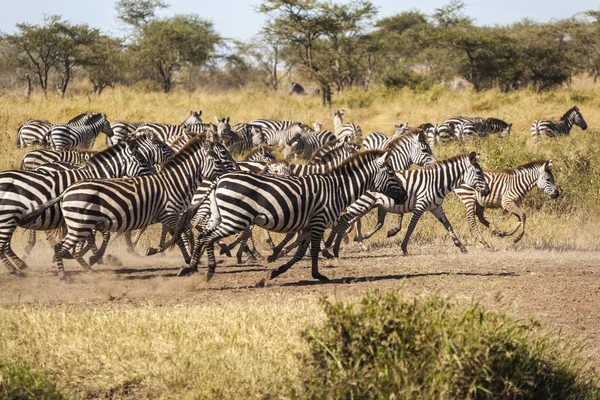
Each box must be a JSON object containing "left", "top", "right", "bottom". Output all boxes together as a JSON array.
[
  {"left": 123, "top": 232, "right": 137, "bottom": 254},
  {"left": 501, "top": 201, "right": 527, "bottom": 243},
  {"left": 264, "top": 230, "right": 276, "bottom": 250},
  {"left": 245, "top": 229, "right": 263, "bottom": 261},
  {"left": 53, "top": 232, "right": 93, "bottom": 280},
  {"left": 358, "top": 208, "right": 388, "bottom": 241},
  {"left": 267, "top": 232, "right": 298, "bottom": 262},
  {"left": 89, "top": 232, "right": 111, "bottom": 266},
  {"left": 24, "top": 230, "right": 36, "bottom": 255},
  {"left": 221, "top": 232, "right": 244, "bottom": 256},
  {"left": 431, "top": 206, "right": 467, "bottom": 253},
  {"left": 0, "top": 226, "right": 25, "bottom": 275},
  {"left": 332, "top": 220, "right": 352, "bottom": 258},
  {"left": 131, "top": 228, "right": 147, "bottom": 247},
  {"left": 400, "top": 210, "right": 424, "bottom": 256},
  {"left": 268, "top": 236, "right": 310, "bottom": 282},
  {"left": 387, "top": 214, "right": 404, "bottom": 238},
  {"left": 235, "top": 228, "right": 253, "bottom": 264},
  {"left": 310, "top": 227, "right": 330, "bottom": 282},
  {"left": 472, "top": 204, "right": 492, "bottom": 248}
]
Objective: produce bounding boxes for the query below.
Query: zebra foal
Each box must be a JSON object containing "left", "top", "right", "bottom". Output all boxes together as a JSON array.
[
  {"left": 454, "top": 160, "right": 558, "bottom": 247},
  {"left": 531, "top": 106, "right": 587, "bottom": 137}
]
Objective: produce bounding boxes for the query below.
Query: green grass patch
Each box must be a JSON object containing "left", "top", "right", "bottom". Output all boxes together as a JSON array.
[
  {"left": 0, "top": 362, "right": 67, "bottom": 400},
  {"left": 299, "top": 291, "right": 600, "bottom": 399}
]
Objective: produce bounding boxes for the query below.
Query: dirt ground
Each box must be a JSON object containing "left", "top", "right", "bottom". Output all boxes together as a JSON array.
[{"left": 2, "top": 242, "right": 600, "bottom": 363}]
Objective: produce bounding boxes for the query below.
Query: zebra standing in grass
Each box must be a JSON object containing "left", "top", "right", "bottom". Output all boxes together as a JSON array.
[
  {"left": 217, "top": 118, "right": 266, "bottom": 154},
  {"left": 444, "top": 117, "right": 511, "bottom": 140},
  {"left": 0, "top": 134, "right": 172, "bottom": 275},
  {"left": 362, "top": 123, "right": 410, "bottom": 150},
  {"left": 174, "top": 150, "right": 407, "bottom": 282},
  {"left": 16, "top": 112, "right": 96, "bottom": 148},
  {"left": 20, "top": 149, "right": 97, "bottom": 170},
  {"left": 23, "top": 137, "right": 225, "bottom": 279},
  {"left": 282, "top": 129, "right": 337, "bottom": 159},
  {"left": 325, "top": 153, "right": 490, "bottom": 257},
  {"left": 48, "top": 113, "right": 114, "bottom": 151},
  {"left": 531, "top": 106, "right": 587, "bottom": 137},
  {"left": 454, "top": 160, "right": 558, "bottom": 247},
  {"left": 333, "top": 110, "right": 362, "bottom": 141},
  {"left": 419, "top": 122, "right": 456, "bottom": 146}
]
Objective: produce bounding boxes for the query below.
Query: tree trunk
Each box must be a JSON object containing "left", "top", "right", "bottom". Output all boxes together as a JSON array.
[
  {"left": 320, "top": 82, "right": 331, "bottom": 107},
  {"left": 25, "top": 74, "right": 32, "bottom": 98}
]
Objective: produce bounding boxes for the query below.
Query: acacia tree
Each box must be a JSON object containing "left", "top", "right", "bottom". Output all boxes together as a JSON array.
[
  {"left": 115, "top": 0, "right": 168, "bottom": 28},
  {"left": 129, "top": 15, "right": 220, "bottom": 92},
  {"left": 259, "top": 0, "right": 375, "bottom": 106},
  {"left": 82, "top": 35, "right": 124, "bottom": 94}
]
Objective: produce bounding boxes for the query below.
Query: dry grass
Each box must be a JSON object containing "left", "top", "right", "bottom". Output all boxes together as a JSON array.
[{"left": 1, "top": 79, "right": 600, "bottom": 398}]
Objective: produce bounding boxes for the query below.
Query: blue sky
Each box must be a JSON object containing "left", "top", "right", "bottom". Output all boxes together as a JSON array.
[{"left": 0, "top": 0, "right": 597, "bottom": 40}]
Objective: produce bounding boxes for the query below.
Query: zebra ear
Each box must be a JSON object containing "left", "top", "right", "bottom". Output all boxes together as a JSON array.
[
  {"left": 469, "top": 152, "right": 480, "bottom": 164},
  {"left": 545, "top": 160, "right": 553, "bottom": 170},
  {"left": 226, "top": 116, "right": 230, "bottom": 123},
  {"left": 215, "top": 116, "right": 220, "bottom": 124},
  {"left": 377, "top": 154, "right": 387, "bottom": 166},
  {"left": 417, "top": 131, "right": 427, "bottom": 144},
  {"left": 198, "top": 110, "right": 203, "bottom": 117}
]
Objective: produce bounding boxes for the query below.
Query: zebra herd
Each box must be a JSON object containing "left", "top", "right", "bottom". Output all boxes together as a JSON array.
[{"left": 4, "top": 105, "right": 577, "bottom": 282}]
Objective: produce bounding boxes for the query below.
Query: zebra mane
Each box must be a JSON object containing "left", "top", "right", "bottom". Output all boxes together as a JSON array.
[
  {"left": 385, "top": 128, "right": 425, "bottom": 149},
  {"left": 260, "top": 159, "right": 289, "bottom": 174},
  {"left": 160, "top": 134, "right": 209, "bottom": 170},
  {"left": 66, "top": 112, "right": 90, "bottom": 125},
  {"left": 499, "top": 160, "right": 548, "bottom": 175},
  {"left": 308, "top": 140, "right": 347, "bottom": 164},
  {"left": 333, "top": 149, "right": 386, "bottom": 171},
  {"left": 85, "top": 112, "right": 105, "bottom": 124},
  {"left": 423, "top": 153, "right": 473, "bottom": 170},
  {"left": 241, "top": 145, "right": 275, "bottom": 161},
  {"left": 561, "top": 106, "right": 580, "bottom": 120}
]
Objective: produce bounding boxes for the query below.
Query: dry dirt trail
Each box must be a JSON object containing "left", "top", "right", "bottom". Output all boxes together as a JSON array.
[{"left": 2, "top": 244, "right": 600, "bottom": 361}]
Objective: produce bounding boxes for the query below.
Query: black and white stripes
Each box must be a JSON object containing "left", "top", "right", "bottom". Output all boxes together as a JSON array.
[
  {"left": 48, "top": 113, "right": 114, "bottom": 150},
  {"left": 531, "top": 106, "right": 587, "bottom": 137}
]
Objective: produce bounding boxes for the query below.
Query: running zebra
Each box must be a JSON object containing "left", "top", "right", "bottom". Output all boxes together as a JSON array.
[
  {"left": 531, "top": 106, "right": 587, "bottom": 137},
  {"left": 0, "top": 134, "right": 173, "bottom": 275},
  {"left": 282, "top": 129, "right": 337, "bottom": 159},
  {"left": 362, "top": 123, "right": 410, "bottom": 150},
  {"left": 23, "top": 137, "right": 224, "bottom": 279},
  {"left": 20, "top": 149, "right": 97, "bottom": 170},
  {"left": 333, "top": 110, "right": 362, "bottom": 141},
  {"left": 325, "top": 152, "right": 489, "bottom": 257},
  {"left": 454, "top": 160, "right": 558, "bottom": 247},
  {"left": 176, "top": 150, "right": 407, "bottom": 283},
  {"left": 217, "top": 118, "right": 266, "bottom": 154},
  {"left": 48, "top": 113, "right": 114, "bottom": 151},
  {"left": 16, "top": 112, "right": 96, "bottom": 148}
]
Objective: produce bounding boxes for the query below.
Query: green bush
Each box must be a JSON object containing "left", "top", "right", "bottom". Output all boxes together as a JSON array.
[
  {"left": 299, "top": 291, "right": 600, "bottom": 399},
  {"left": 0, "top": 362, "right": 67, "bottom": 400}
]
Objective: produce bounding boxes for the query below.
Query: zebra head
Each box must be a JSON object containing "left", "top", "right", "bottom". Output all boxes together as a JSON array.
[
  {"left": 500, "top": 123, "right": 512, "bottom": 137},
  {"left": 183, "top": 110, "right": 203, "bottom": 126},
  {"left": 98, "top": 114, "right": 114, "bottom": 138},
  {"left": 136, "top": 130, "right": 175, "bottom": 164},
  {"left": 313, "top": 121, "right": 323, "bottom": 130},
  {"left": 373, "top": 153, "right": 407, "bottom": 205},
  {"left": 206, "top": 141, "right": 239, "bottom": 180},
  {"left": 412, "top": 130, "right": 436, "bottom": 166},
  {"left": 394, "top": 122, "right": 409, "bottom": 137},
  {"left": 215, "top": 117, "right": 232, "bottom": 138},
  {"left": 251, "top": 126, "right": 265, "bottom": 147},
  {"left": 537, "top": 161, "right": 559, "bottom": 199},
  {"left": 572, "top": 106, "right": 587, "bottom": 130},
  {"left": 121, "top": 136, "right": 159, "bottom": 177},
  {"left": 462, "top": 152, "right": 490, "bottom": 196},
  {"left": 283, "top": 132, "right": 302, "bottom": 159}
]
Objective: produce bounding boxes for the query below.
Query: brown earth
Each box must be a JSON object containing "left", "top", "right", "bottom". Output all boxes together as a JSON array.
[{"left": 1, "top": 241, "right": 599, "bottom": 362}]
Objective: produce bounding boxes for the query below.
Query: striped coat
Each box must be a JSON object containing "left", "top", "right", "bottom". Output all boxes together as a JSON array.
[
  {"left": 454, "top": 160, "right": 558, "bottom": 247},
  {"left": 531, "top": 106, "right": 587, "bottom": 137},
  {"left": 48, "top": 113, "right": 114, "bottom": 150}
]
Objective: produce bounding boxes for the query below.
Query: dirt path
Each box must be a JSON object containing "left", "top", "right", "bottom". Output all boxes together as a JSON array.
[{"left": 2, "top": 245, "right": 600, "bottom": 361}]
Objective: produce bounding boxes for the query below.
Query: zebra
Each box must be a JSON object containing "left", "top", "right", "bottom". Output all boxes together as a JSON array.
[
  {"left": 217, "top": 118, "right": 266, "bottom": 154},
  {"left": 241, "top": 145, "right": 277, "bottom": 163},
  {"left": 16, "top": 112, "right": 98, "bottom": 148},
  {"left": 333, "top": 110, "right": 362, "bottom": 141},
  {"left": 454, "top": 160, "right": 558, "bottom": 247},
  {"left": 444, "top": 117, "right": 511, "bottom": 139},
  {"left": 282, "top": 129, "right": 337, "bottom": 159},
  {"left": 0, "top": 134, "right": 173, "bottom": 275},
  {"left": 47, "top": 113, "right": 114, "bottom": 151},
  {"left": 133, "top": 111, "right": 206, "bottom": 142},
  {"left": 20, "top": 150, "right": 97, "bottom": 170},
  {"left": 531, "top": 106, "right": 587, "bottom": 137},
  {"left": 22, "top": 137, "right": 228, "bottom": 279},
  {"left": 325, "top": 152, "right": 490, "bottom": 257},
  {"left": 362, "top": 123, "right": 409, "bottom": 150},
  {"left": 248, "top": 118, "right": 298, "bottom": 133},
  {"left": 173, "top": 150, "right": 407, "bottom": 283},
  {"left": 419, "top": 123, "right": 456, "bottom": 146},
  {"left": 247, "top": 119, "right": 303, "bottom": 148},
  {"left": 107, "top": 121, "right": 144, "bottom": 145}
]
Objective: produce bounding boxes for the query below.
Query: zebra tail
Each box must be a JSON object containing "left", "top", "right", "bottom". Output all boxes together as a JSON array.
[
  {"left": 170, "top": 181, "right": 218, "bottom": 248},
  {"left": 20, "top": 196, "right": 64, "bottom": 225}
]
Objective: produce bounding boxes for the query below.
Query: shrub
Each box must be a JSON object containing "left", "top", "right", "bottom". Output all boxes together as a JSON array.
[
  {"left": 299, "top": 291, "right": 600, "bottom": 399},
  {"left": 0, "top": 362, "right": 67, "bottom": 399}
]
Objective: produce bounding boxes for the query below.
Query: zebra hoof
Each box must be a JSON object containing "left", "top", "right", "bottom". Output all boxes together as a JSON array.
[
  {"left": 266, "top": 255, "right": 278, "bottom": 263},
  {"left": 312, "top": 273, "right": 330, "bottom": 283},
  {"left": 177, "top": 266, "right": 197, "bottom": 277},
  {"left": 9, "top": 270, "right": 26, "bottom": 277},
  {"left": 460, "top": 247, "right": 468, "bottom": 253},
  {"left": 513, "top": 237, "right": 522, "bottom": 244},
  {"left": 497, "top": 232, "right": 506, "bottom": 238},
  {"left": 256, "top": 278, "right": 267, "bottom": 288},
  {"left": 206, "top": 270, "right": 215, "bottom": 281},
  {"left": 483, "top": 243, "right": 491, "bottom": 249},
  {"left": 353, "top": 235, "right": 361, "bottom": 242},
  {"left": 146, "top": 247, "right": 159, "bottom": 256},
  {"left": 321, "top": 249, "right": 334, "bottom": 259}
]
